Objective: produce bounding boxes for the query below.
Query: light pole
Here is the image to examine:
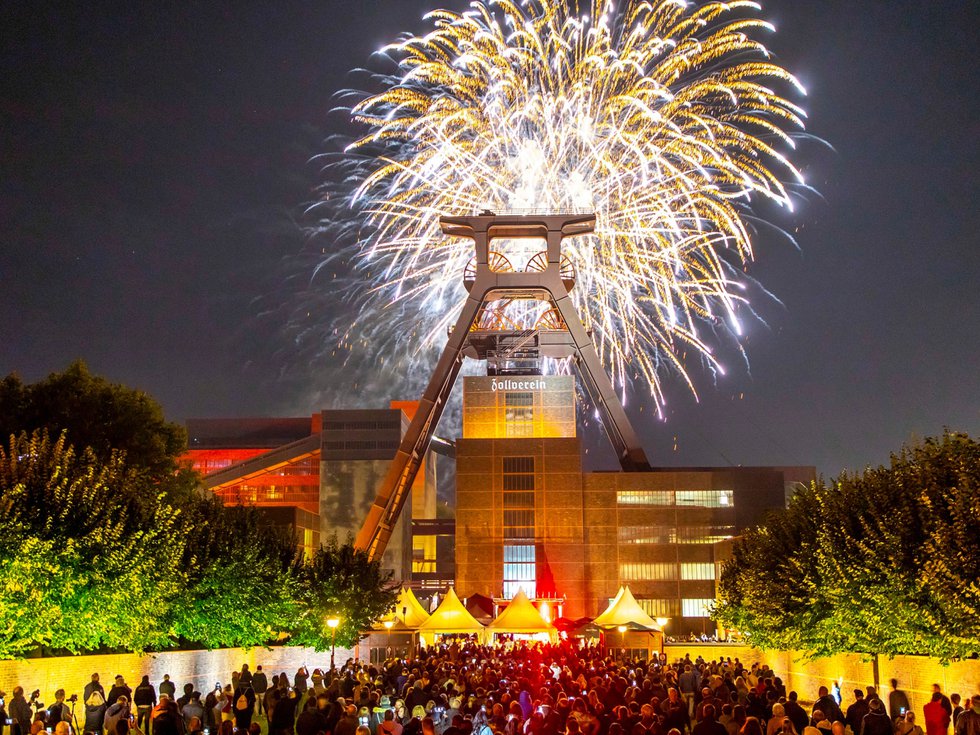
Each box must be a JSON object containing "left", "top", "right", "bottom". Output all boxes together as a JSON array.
[
  {"left": 617, "top": 625, "right": 628, "bottom": 660},
  {"left": 383, "top": 619, "right": 394, "bottom": 657},
  {"left": 327, "top": 616, "right": 340, "bottom": 670}
]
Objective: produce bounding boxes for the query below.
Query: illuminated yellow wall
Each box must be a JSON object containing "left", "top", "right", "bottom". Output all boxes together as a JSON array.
[
  {"left": 663, "top": 644, "right": 980, "bottom": 709},
  {"left": 0, "top": 645, "right": 355, "bottom": 707},
  {"left": 462, "top": 376, "right": 575, "bottom": 438}
]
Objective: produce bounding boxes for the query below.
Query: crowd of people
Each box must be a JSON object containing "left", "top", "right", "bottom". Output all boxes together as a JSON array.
[{"left": 0, "top": 644, "right": 976, "bottom": 735}]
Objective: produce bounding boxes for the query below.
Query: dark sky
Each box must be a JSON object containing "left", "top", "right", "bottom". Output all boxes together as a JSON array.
[{"left": 2, "top": 1, "right": 978, "bottom": 478}]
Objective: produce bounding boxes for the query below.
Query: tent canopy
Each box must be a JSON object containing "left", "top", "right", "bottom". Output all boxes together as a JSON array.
[
  {"left": 592, "top": 585, "right": 662, "bottom": 631},
  {"left": 488, "top": 589, "right": 553, "bottom": 634},
  {"left": 417, "top": 587, "right": 485, "bottom": 634},
  {"left": 388, "top": 587, "right": 430, "bottom": 629}
]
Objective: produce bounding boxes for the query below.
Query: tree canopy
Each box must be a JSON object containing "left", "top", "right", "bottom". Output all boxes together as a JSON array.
[
  {"left": 0, "top": 361, "right": 187, "bottom": 481},
  {"left": 714, "top": 431, "right": 980, "bottom": 661},
  {"left": 0, "top": 364, "right": 402, "bottom": 658},
  {"left": 291, "top": 538, "right": 399, "bottom": 651}
]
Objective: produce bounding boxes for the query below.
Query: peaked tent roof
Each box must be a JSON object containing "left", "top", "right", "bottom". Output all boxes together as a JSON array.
[
  {"left": 418, "top": 587, "right": 485, "bottom": 633},
  {"left": 592, "top": 585, "right": 662, "bottom": 630},
  {"left": 488, "top": 589, "right": 554, "bottom": 633},
  {"left": 387, "top": 587, "right": 430, "bottom": 629}
]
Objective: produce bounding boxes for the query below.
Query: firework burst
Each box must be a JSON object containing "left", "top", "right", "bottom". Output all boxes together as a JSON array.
[{"left": 312, "top": 0, "right": 806, "bottom": 413}]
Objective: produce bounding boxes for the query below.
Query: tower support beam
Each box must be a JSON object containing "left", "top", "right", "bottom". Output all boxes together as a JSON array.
[{"left": 355, "top": 212, "right": 651, "bottom": 561}]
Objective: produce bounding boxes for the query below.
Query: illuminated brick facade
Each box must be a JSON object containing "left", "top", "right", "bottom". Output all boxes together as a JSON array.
[{"left": 455, "top": 375, "right": 814, "bottom": 632}]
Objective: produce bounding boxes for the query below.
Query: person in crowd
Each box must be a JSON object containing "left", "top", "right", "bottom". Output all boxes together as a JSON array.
[
  {"left": 847, "top": 690, "right": 871, "bottom": 735},
  {"left": 766, "top": 702, "right": 789, "bottom": 735},
  {"left": 46, "top": 690, "right": 68, "bottom": 728},
  {"left": 185, "top": 716, "right": 203, "bottom": 735},
  {"left": 159, "top": 678, "right": 176, "bottom": 703},
  {"left": 251, "top": 668, "right": 268, "bottom": 716},
  {"left": 679, "top": 667, "right": 700, "bottom": 719},
  {"left": 813, "top": 688, "right": 844, "bottom": 726},
  {"left": 951, "top": 697, "right": 964, "bottom": 730},
  {"left": 134, "top": 675, "right": 157, "bottom": 735},
  {"left": 85, "top": 674, "right": 109, "bottom": 735},
  {"left": 268, "top": 684, "right": 299, "bottom": 735},
  {"left": 933, "top": 688, "right": 953, "bottom": 724},
  {"left": 232, "top": 679, "right": 256, "bottom": 731},
  {"left": 865, "top": 699, "right": 895, "bottom": 735},
  {"left": 181, "top": 694, "right": 204, "bottom": 733},
  {"left": 954, "top": 696, "right": 980, "bottom": 735},
  {"left": 296, "top": 694, "right": 330, "bottom": 735},
  {"left": 104, "top": 697, "right": 131, "bottom": 735},
  {"left": 925, "top": 694, "right": 951, "bottom": 735},
  {"left": 177, "top": 685, "right": 194, "bottom": 714},
  {"left": 294, "top": 669, "right": 310, "bottom": 699},
  {"left": 784, "top": 694, "right": 809, "bottom": 735},
  {"left": 151, "top": 694, "right": 183, "bottom": 735},
  {"left": 694, "top": 704, "right": 728, "bottom": 735},
  {"left": 108, "top": 678, "right": 133, "bottom": 708},
  {"left": 896, "top": 711, "right": 924, "bottom": 735},
  {"left": 889, "top": 682, "right": 912, "bottom": 724},
  {"left": 9, "top": 688, "right": 33, "bottom": 735}
]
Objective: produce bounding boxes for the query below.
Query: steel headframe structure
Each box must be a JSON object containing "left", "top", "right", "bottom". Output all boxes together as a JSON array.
[{"left": 354, "top": 211, "right": 652, "bottom": 561}]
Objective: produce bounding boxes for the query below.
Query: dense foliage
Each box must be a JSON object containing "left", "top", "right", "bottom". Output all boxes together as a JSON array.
[
  {"left": 0, "top": 361, "right": 186, "bottom": 480},
  {"left": 291, "top": 539, "right": 398, "bottom": 651},
  {"left": 714, "top": 431, "right": 980, "bottom": 661},
  {"left": 0, "top": 365, "right": 400, "bottom": 659},
  {"left": 0, "top": 431, "right": 184, "bottom": 656}
]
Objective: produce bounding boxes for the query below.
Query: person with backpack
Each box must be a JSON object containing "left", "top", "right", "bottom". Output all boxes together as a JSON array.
[{"left": 233, "top": 681, "right": 256, "bottom": 731}]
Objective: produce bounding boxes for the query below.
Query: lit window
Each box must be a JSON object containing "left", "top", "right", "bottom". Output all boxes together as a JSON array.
[
  {"left": 505, "top": 392, "right": 534, "bottom": 437},
  {"left": 676, "top": 490, "right": 735, "bottom": 508},
  {"left": 636, "top": 598, "right": 678, "bottom": 617},
  {"left": 616, "top": 490, "right": 674, "bottom": 505},
  {"left": 682, "top": 598, "right": 714, "bottom": 618},
  {"left": 620, "top": 562, "right": 677, "bottom": 581},
  {"left": 503, "top": 544, "right": 535, "bottom": 598},
  {"left": 680, "top": 563, "right": 716, "bottom": 580}
]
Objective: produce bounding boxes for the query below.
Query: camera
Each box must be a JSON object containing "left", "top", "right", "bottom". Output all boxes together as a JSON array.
[{"left": 68, "top": 695, "right": 78, "bottom": 704}]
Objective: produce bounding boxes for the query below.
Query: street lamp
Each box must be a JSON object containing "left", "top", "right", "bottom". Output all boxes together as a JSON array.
[
  {"left": 383, "top": 619, "right": 394, "bottom": 656},
  {"left": 617, "top": 625, "right": 628, "bottom": 660},
  {"left": 327, "top": 616, "right": 340, "bottom": 670}
]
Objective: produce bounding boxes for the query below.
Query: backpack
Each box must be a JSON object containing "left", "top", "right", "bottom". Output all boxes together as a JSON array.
[{"left": 236, "top": 694, "right": 249, "bottom": 711}]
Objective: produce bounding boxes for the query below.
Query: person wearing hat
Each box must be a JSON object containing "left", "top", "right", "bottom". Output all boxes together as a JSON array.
[{"left": 863, "top": 698, "right": 892, "bottom": 735}]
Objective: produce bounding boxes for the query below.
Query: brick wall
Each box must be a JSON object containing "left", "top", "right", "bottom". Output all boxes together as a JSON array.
[
  {"left": 664, "top": 644, "right": 980, "bottom": 710},
  {"left": 0, "top": 645, "right": 356, "bottom": 704}
]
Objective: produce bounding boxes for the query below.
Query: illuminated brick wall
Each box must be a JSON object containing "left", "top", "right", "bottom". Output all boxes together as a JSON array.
[
  {"left": 0, "top": 645, "right": 355, "bottom": 707},
  {"left": 663, "top": 644, "right": 980, "bottom": 708}
]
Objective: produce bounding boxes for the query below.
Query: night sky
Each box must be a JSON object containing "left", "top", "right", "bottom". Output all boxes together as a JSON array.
[{"left": 3, "top": 1, "right": 978, "bottom": 478}]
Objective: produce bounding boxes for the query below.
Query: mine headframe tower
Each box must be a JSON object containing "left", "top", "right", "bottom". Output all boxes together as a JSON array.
[{"left": 354, "top": 211, "right": 651, "bottom": 561}]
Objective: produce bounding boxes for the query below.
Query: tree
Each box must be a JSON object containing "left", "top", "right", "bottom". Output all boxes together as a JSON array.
[
  {"left": 0, "top": 362, "right": 189, "bottom": 484},
  {"left": 0, "top": 431, "right": 185, "bottom": 657},
  {"left": 714, "top": 431, "right": 980, "bottom": 661},
  {"left": 168, "top": 496, "right": 301, "bottom": 649},
  {"left": 290, "top": 539, "right": 398, "bottom": 651}
]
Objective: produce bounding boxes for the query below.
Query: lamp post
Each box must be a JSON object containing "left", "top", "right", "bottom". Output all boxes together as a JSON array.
[
  {"left": 617, "top": 625, "right": 628, "bottom": 660},
  {"left": 383, "top": 619, "right": 394, "bottom": 656},
  {"left": 327, "top": 616, "right": 340, "bottom": 670}
]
